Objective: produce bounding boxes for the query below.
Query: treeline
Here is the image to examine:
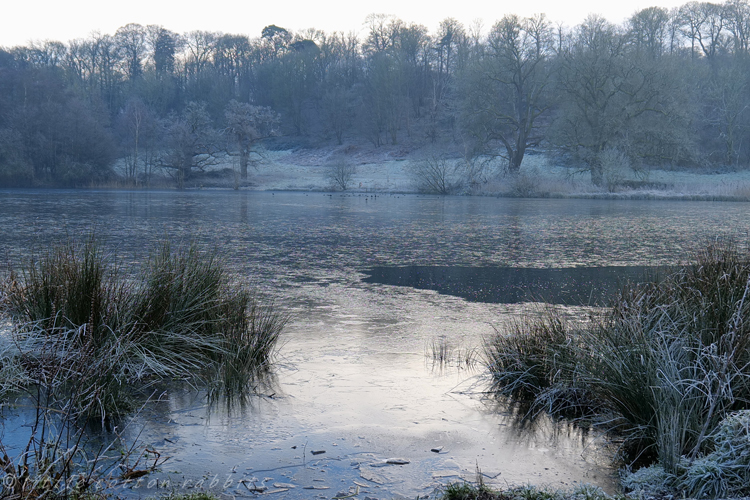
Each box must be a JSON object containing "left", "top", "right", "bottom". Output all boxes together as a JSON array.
[{"left": 2, "top": 1, "right": 750, "bottom": 187}]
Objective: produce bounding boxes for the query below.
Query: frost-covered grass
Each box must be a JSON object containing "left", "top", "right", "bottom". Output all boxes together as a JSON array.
[
  {"left": 245, "top": 149, "right": 750, "bottom": 200},
  {"left": 440, "top": 481, "right": 616, "bottom": 500},
  {"left": 2, "top": 236, "right": 287, "bottom": 416},
  {"left": 0, "top": 236, "right": 287, "bottom": 499},
  {"left": 111, "top": 145, "right": 750, "bottom": 200},
  {"left": 619, "top": 411, "right": 750, "bottom": 498},
  {"left": 485, "top": 239, "right": 750, "bottom": 497}
]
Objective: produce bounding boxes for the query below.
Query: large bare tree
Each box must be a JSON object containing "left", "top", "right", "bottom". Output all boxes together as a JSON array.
[
  {"left": 162, "top": 102, "right": 221, "bottom": 188},
  {"left": 223, "top": 100, "right": 280, "bottom": 180},
  {"left": 459, "top": 14, "right": 553, "bottom": 173}
]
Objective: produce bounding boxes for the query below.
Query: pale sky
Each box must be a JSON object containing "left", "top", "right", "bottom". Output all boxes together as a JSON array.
[{"left": 4, "top": 0, "right": 689, "bottom": 48}]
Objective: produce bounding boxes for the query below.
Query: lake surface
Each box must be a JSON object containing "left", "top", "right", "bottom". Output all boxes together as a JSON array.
[
  {"left": 1, "top": 190, "right": 747, "bottom": 498},
  {"left": 362, "top": 265, "right": 667, "bottom": 305}
]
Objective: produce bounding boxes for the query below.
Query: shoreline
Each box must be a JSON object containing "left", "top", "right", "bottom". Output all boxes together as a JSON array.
[
  {"left": 7, "top": 141, "right": 750, "bottom": 201},
  {"left": 64, "top": 183, "right": 750, "bottom": 203},
  {"left": 89, "top": 146, "right": 750, "bottom": 202}
]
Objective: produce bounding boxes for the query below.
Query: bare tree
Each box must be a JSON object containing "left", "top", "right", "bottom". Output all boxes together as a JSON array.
[
  {"left": 224, "top": 100, "right": 280, "bottom": 180},
  {"left": 162, "top": 102, "right": 221, "bottom": 188},
  {"left": 115, "top": 23, "right": 147, "bottom": 80},
  {"left": 214, "top": 34, "right": 252, "bottom": 99},
  {"left": 116, "top": 98, "right": 160, "bottom": 184},
  {"left": 435, "top": 18, "right": 467, "bottom": 102},
  {"left": 184, "top": 30, "right": 218, "bottom": 78},
  {"left": 327, "top": 160, "right": 356, "bottom": 190},
  {"left": 628, "top": 7, "right": 671, "bottom": 57},
  {"left": 363, "top": 14, "right": 400, "bottom": 55},
  {"left": 726, "top": 0, "right": 750, "bottom": 53},
  {"left": 705, "top": 63, "right": 750, "bottom": 165},
  {"left": 553, "top": 15, "right": 694, "bottom": 184},
  {"left": 677, "top": 1, "right": 728, "bottom": 61},
  {"left": 459, "top": 14, "right": 553, "bottom": 173},
  {"left": 411, "top": 155, "right": 457, "bottom": 193}
]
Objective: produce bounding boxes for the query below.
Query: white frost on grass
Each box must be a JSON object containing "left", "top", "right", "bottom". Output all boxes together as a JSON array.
[
  {"left": 253, "top": 149, "right": 416, "bottom": 193},
  {"left": 115, "top": 145, "right": 750, "bottom": 199},
  {"left": 254, "top": 150, "right": 750, "bottom": 199}
]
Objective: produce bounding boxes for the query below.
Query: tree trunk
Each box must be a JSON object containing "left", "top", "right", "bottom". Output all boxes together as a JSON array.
[
  {"left": 177, "top": 160, "right": 189, "bottom": 189},
  {"left": 240, "top": 148, "right": 249, "bottom": 180},
  {"left": 509, "top": 146, "right": 525, "bottom": 174},
  {"left": 590, "top": 164, "right": 604, "bottom": 186}
]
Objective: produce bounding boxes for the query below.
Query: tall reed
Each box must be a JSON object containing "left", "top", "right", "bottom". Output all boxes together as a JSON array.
[
  {"left": 485, "top": 240, "right": 750, "bottom": 489},
  {"left": 0, "top": 236, "right": 288, "bottom": 498},
  {"left": 485, "top": 311, "right": 581, "bottom": 414},
  {"left": 1, "top": 236, "right": 287, "bottom": 417}
]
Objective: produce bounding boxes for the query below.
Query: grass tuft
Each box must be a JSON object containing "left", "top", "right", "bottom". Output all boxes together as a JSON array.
[
  {"left": 3, "top": 237, "right": 287, "bottom": 417},
  {"left": 485, "top": 239, "right": 750, "bottom": 495},
  {"left": 0, "top": 235, "right": 287, "bottom": 499},
  {"left": 484, "top": 309, "right": 594, "bottom": 419},
  {"left": 440, "top": 482, "right": 613, "bottom": 500},
  {"left": 427, "top": 335, "right": 480, "bottom": 372}
]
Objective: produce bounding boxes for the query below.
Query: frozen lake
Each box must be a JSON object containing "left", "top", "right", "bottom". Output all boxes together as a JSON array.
[{"left": 1, "top": 190, "right": 746, "bottom": 498}]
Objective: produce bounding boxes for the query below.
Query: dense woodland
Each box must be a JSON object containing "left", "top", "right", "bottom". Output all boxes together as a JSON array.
[{"left": 2, "top": 1, "right": 750, "bottom": 187}]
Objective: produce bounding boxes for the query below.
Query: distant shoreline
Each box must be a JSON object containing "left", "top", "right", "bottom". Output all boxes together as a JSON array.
[{"left": 8, "top": 144, "right": 750, "bottom": 201}]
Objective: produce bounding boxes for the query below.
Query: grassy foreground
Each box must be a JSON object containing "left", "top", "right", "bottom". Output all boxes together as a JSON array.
[
  {"left": 441, "top": 482, "right": 616, "bottom": 500},
  {"left": 485, "top": 240, "right": 750, "bottom": 498},
  {"left": 0, "top": 236, "right": 287, "bottom": 499}
]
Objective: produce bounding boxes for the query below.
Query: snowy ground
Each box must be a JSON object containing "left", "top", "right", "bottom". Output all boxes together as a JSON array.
[
  {"left": 247, "top": 148, "right": 416, "bottom": 193},
  {"left": 135, "top": 144, "right": 750, "bottom": 200}
]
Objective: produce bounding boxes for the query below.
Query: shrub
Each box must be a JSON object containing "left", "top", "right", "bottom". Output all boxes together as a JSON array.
[
  {"left": 485, "top": 240, "right": 750, "bottom": 482},
  {"left": 508, "top": 170, "right": 541, "bottom": 198},
  {"left": 2, "top": 236, "right": 287, "bottom": 419},
  {"left": 411, "top": 155, "right": 458, "bottom": 194},
  {"left": 0, "top": 236, "right": 287, "bottom": 499},
  {"left": 327, "top": 160, "right": 356, "bottom": 191}
]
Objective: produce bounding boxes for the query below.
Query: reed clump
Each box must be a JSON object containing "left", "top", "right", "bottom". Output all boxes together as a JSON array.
[
  {"left": 485, "top": 240, "right": 750, "bottom": 497},
  {"left": 441, "top": 476, "right": 611, "bottom": 500},
  {"left": 484, "top": 311, "right": 591, "bottom": 417},
  {"left": 427, "top": 335, "right": 479, "bottom": 371},
  {"left": 1, "top": 235, "right": 287, "bottom": 418},
  {"left": 0, "top": 236, "right": 287, "bottom": 499}
]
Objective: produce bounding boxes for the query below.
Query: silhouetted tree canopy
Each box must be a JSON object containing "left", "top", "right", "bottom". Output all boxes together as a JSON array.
[{"left": 3, "top": 0, "right": 750, "bottom": 187}]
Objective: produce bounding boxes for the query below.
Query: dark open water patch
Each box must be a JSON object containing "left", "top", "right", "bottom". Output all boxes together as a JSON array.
[{"left": 362, "top": 266, "right": 668, "bottom": 306}]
